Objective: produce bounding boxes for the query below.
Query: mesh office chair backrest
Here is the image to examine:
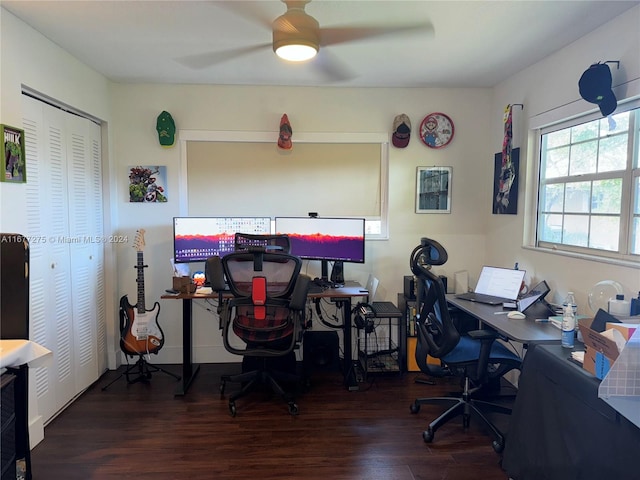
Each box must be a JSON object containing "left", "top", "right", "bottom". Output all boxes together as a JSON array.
[
  {"left": 410, "top": 238, "right": 460, "bottom": 360},
  {"left": 221, "top": 249, "right": 308, "bottom": 354}
]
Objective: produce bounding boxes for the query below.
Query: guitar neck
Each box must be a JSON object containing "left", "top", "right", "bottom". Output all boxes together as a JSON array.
[{"left": 136, "top": 251, "right": 146, "bottom": 313}]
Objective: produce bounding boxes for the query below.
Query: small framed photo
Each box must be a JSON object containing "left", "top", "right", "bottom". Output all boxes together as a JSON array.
[
  {"left": 416, "top": 166, "right": 452, "bottom": 213},
  {"left": 1, "top": 124, "right": 26, "bottom": 183}
]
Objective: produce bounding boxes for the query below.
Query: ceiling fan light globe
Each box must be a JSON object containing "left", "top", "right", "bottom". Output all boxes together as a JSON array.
[{"left": 275, "top": 43, "right": 318, "bottom": 62}]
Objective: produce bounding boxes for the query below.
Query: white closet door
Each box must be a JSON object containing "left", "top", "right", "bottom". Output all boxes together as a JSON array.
[
  {"left": 22, "top": 94, "right": 104, "bottom": 423},
  {"left": 66, "top": 113, "right": 100, "bottom": 391}
]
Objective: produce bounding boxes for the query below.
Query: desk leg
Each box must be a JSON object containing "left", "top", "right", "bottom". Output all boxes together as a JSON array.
[
  {"left": 175, "top": 298, "right": 200, "bottom": 396},
  {"left": 342, "top": 298, "right": 359, "bottom": 391}
]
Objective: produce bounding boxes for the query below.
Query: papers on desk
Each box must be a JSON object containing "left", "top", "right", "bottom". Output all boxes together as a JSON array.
[
  {"left": 570, "top": 351, "right": 584, "bottom": 364},
  {"left": 194, "top": 286, "right": 213, "bottom": 295},
  {"left": 0, "top": 339, "right": 53, "bottom": 369}
]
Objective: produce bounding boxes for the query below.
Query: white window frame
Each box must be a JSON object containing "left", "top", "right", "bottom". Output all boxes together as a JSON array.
[{"left": 530, "top": 99, "right": 640, "bottom": 267}]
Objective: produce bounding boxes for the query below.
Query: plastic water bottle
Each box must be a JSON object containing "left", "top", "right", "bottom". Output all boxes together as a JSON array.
[
  {"left": 562, "top": 302, "right": 576, "bottom": 348},
  {"left": 562, "top": 292, "right": 577, "bottom": 316}
]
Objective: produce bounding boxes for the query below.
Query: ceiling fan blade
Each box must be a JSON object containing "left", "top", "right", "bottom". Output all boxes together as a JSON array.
[
  {"left": 175, "top": 43, "right": 271, "bottom": 70},
  {"left": 311, "top": 49, "right": 356, "bottom": 83},
  {"left": 320, "top": 22, "right": 434, "bottom": 47},
  {"left": 212, "top": 1, "right": 275, "bottom": 31}
]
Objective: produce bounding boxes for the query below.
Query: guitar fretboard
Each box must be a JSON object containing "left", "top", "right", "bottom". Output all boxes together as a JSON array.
[{"left": 136, "top": 251, "right": 146, "bottom": 313}]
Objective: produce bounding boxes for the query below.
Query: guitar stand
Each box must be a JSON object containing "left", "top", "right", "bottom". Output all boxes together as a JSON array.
[{"left": 102, "top": 355, "right": 181, "bottom": 391}]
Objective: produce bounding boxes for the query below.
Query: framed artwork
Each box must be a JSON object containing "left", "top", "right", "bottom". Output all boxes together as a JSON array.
[
  {"left": 1, "top": 124, "right": 26, "bottom": 183},
  {"left": 416, "top": 166, "right": 452, "bottom": 213},
  {"left": 128, "top": 165, "right": 168, "bottom": 202},
  {"left": 493, "top": 147, "right": 519, "bottom": 214}
]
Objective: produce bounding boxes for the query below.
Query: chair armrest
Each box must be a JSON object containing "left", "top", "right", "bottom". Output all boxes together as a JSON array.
[{"left": 467, "top": 329, "right": 498, "bottom": 341}]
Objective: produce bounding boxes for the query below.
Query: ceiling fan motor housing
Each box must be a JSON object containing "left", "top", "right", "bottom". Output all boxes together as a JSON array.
[{"left": 273, "top": 1, "right": 320, "bottom": 58}]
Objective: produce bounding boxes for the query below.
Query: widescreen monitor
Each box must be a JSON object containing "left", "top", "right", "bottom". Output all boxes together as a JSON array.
[
  {"left": 173, "top": 216, "right": 272, "bottom": 263},
  {"left": 274, "top": 217, "right": 366, "bottom": 264}
]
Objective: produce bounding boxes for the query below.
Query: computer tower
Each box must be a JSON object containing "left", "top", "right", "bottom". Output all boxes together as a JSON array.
[
  {"left": 303, "top": 331, "right": 340, "bottom": 373},
  {"left": 0, "top": 234, "right": 29, "bottom": 339}
]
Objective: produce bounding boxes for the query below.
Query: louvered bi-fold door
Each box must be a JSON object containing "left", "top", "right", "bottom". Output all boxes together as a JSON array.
[{"left": 22, "top": 95, "right": 105, "bottom": 423}]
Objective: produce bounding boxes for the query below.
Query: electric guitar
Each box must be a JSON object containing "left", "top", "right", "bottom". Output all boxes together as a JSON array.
[{"left": 120, "top": 229, "right": 164, "bottom": 356}]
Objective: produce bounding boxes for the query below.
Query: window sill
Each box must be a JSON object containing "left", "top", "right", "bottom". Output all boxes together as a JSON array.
[{"left": 523, "top": 245, "right": 640, "bottom": 269}]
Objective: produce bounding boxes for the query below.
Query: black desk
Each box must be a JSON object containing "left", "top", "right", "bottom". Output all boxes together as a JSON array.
[
  {"left": 502, "top": 343, "right": 640, "bottom": 479},
  {"left": 162, "top": 281, "right": 366, "bottom": 394},
  {"left": 446, "top": 294, "right": 561, "bottom": 344}
]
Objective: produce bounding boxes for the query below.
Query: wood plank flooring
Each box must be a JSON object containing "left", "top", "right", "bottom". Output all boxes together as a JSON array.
[{"left": 30, "top": 363, "right": 512, "bottom": 479}]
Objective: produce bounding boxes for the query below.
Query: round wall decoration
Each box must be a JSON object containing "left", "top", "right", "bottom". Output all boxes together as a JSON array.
[{"left": 419, "top": 112, "right": 455, "bottom": 149}]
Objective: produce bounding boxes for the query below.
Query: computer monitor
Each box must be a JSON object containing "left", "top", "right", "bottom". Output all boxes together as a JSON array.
[
  {"left": 274, "top": 216, "right": 365, "bottom": 280},
  {"left": 173, "top": 216, "right": 272, "bottom": 263}
]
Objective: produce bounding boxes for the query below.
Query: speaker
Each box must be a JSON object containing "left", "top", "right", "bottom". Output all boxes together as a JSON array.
[
  {"left": 303, "top": 331, "right": 340, "bottom": 373},
  {"left": 330, "top": 261, "right": 344, "bottom": 284},
  {"left": 403, "top": 275, "right": 416, "bottom": 300}
]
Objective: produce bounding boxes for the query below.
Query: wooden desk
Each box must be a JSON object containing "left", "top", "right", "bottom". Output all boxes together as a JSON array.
[
  {"left": 161, "top": 281, "right": 366, "bottom": 395},
  {"left": 446, "top": 294, "right": 561, "bottom": 345}
]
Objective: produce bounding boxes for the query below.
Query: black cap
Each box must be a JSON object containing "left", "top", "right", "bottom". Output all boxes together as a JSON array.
[{"left": 578, "top": 63, "right": 617, "bottom": 117}]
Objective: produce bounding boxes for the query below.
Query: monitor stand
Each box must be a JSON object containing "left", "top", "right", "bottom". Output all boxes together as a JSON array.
[{"left": 312, "top": 260, "right": 341, "bottom": 289}]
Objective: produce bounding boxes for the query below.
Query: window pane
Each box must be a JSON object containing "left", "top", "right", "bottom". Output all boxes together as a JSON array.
[
  {"left": 570, "top": 141, "right": 597, "bottom": 175},
  {"left": 563, "top": 214, "right": 589, "bottom": 246},
  {"left": 590, "top": 216, "right": 619, "bottom": 251},
  {"left": 541, "top": 183, "right": 564, "bottom": 212},
  {"left": 565, "top": 182, "right": 590, "bottom": 213},
  {"left": 546, "top": 129, "right": 570, "bottom": 148},
  {"left": 539, "top": 213, "right": 563, "bottom": 243},
  {"left": 634, "top": 177, "right": 640, "bottom": 214},
  {"left": 571, "top": 122, "right": 598, "bottom": 143},
  {"left": 632, "top": 217, "right": 640, "bottom": 255},
  {"left": 544, "top": 146, "right": 569, "bottom": 178},
  {"left": 600, "top": 111, "right": 629, "bottom": 135},
  {"left": 591, "top": 179, "right": 622, "bottom": 214},
  {"left": 598, "top": 134, "right": 628, "bottom": 172}
]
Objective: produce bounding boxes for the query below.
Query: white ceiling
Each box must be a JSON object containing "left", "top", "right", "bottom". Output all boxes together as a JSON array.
[{"left": 2, "top": 0, "right": 638, "bottom": 88}]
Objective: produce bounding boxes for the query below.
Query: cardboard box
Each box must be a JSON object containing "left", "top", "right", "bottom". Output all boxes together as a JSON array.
[
  {"left": 578, "top": 318, "right": 621, "bottom": 379},
  {"left": 606, "top": 322, "right": 638, "bottom": 340}
]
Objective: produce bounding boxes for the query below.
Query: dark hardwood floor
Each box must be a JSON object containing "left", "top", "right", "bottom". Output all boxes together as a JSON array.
[{"left": 31, "top": 363, "right": 512, "bottom": 479}]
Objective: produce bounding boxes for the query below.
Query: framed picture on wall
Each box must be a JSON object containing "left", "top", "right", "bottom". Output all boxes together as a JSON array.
[
  {"left": 416, "top": 166, "right": 452, "bottom": 213},
  {"left": 1, "top": 124, "right": 26, "bottom": 183},
  {"left": 128, "top": 165, "right": 168, "bottom": 202}
]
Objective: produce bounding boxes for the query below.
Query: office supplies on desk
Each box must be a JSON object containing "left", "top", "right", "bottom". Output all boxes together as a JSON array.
[{"left": 455, "top": 266, "right": 525, "bottom": 305}]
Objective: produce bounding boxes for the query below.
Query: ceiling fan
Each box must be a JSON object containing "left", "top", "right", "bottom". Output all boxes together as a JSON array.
[{"left": 176, "top": 0, "right": 434, "bottom": 82}]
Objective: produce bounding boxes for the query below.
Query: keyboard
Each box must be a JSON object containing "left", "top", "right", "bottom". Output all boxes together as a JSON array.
[{"left": 372, "top": 301, "right": 402, "bottom": 318}]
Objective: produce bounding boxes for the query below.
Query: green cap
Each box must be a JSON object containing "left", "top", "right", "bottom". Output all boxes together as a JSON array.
[{"left": 156, "top": 111, "right": 176, "bottom": 147}]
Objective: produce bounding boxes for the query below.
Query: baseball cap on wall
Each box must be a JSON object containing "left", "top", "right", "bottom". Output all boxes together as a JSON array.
[
  {"left": 578, "top": 63, "right": 617, "bottom": 117},
  {"left": 392, "top": 114, "right": 411, "bottom": 148},
  {"left": 156, "top": 111, "right": 176, "bottom": 147}
]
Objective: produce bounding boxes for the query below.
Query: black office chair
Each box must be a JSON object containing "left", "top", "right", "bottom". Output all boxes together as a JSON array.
[
  {"left": 408, "top": 238, "right": 521, "bottom": 453},
  {"left": 210, "top": 247, "right": 310, "bottom": 416}
]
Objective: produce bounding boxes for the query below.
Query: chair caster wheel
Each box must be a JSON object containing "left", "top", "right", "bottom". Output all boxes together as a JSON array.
[
  {"left": 423, "top": 427, "right": 434, "bottom": 443},
  {"left": 288, "top": 402, "right": 299, "bottom": 415},
  {"left": 410, "top": 402, "right": 420, "bottom": 414},
  {"left": 229, "top": 402, "right": 237, "bottom": 417},
  {"left": 492, "top": 440, "right": 504, "bottom": 453}
]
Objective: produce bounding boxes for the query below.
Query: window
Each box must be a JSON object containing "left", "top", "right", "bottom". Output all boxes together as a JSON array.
[{"left": 537, "top": 106, "right": 639, "bottom": 262}]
